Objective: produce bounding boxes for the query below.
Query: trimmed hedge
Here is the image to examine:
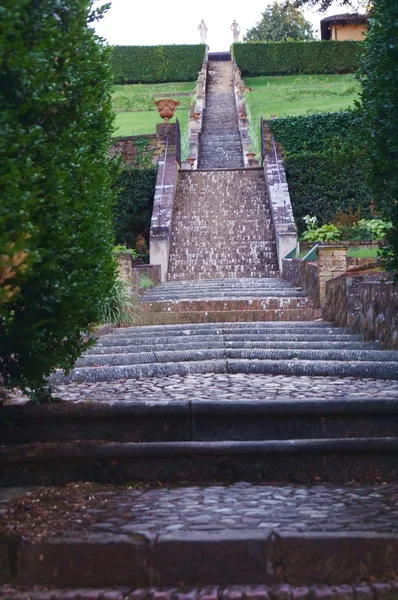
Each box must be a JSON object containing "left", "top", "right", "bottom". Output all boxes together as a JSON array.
[
  {"left": 111, "top": 45, "right": 206, "bottom": 84},
  {"left": 268, "top": 112, "right": 361, "bottom": 155},
  {"left": 233, "top": 41, "right": 362, "bottom": 76},
  {"left": 360, "top": 0, "right": 398, "bottom": 276},
  {"left": 268, "top": 111, "right": 372, "bottom": 232}
]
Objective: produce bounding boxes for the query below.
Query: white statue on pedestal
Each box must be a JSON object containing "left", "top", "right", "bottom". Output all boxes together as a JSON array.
[
  {"left": 231, "top": 20, "right": 240, "bottom": 43},
  {"left": 198, "top": 20, "right": 208, "bottom": 44}
]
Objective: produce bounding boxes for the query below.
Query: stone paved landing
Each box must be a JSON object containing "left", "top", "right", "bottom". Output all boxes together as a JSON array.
[
  {"left": 65, "top": 483, "right": 398, "bottom": 535},
  {"left": 45, "top": 374, "right": 398, "bottom": 404},
  {"left": 2, "top": 485, "right": 398, "bottom": 592}
]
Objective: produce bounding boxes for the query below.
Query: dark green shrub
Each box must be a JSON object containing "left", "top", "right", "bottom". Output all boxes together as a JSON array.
[
  {"left": 111, "top": 45, "right": 205, "bottom": 84},
  {"left": 114, "top": 167, "right": 157, "bottom": 249},
  {"left": 113, "top": 137, "right": 156, "bottom": 250},
  {"left": 0, "top": 0, "right": 117, "bottom": 399},
  {"left": 268, "top": 112, "right": 372, "bottom": 233},
  {"left": 360, "top": 0, "right": 398, "bottom": 276},
  {"left": 233, "top": 41, "right": 362, "bottom": 76}
]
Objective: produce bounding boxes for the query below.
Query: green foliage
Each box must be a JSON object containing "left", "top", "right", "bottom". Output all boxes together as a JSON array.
[
  {"left": 0, "top": 0, "right": 117, "bottom": 398},
  {"left": 233, "top": 41, "right": 362, "bottom": 77},
  {"left": 360, "top": 0, "right": 398, "bottom": 276},
  {"left": 269, "top": 111, "right": 373, "bottom": 232},
  {"left": 113, "top": 246, "right": 139, "bottom": 259},
  {"left": 113, "top": 138, "right": 157, "bottom": 249},
  {"left": 301, "top": 224, "right": 341, "bottom": 242},
  {"left": 244, "top": 1, "right": 314, "bottom": 42},
  {"left": 98, "top": 276, "right": 138, "bottom": 327},
  {"left": 111, "top": 45, "right": 206, "bottom": 84},
  {"left": 300, "top": 215, "right": 392, "bottom": 242}
]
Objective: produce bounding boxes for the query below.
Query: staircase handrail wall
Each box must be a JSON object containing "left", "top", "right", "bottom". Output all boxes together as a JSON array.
[
  {"left": 149, "top": 125, "right": 180, "bottom": 282},
  {"left": 262, "top": 120, "right": 298, "bottom": 271},
  {"left": 184, "top": 49, "right": 208, "bottom": 170}
]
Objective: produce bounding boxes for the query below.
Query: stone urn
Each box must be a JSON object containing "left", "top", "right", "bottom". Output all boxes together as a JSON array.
[
  {"left": 153, "top": 99, "right": 180, "bottom": 122},
  {"left": 246, "top": 152, "right": 256, "bottom": 160},
  {"left": 187, "top": 157, "right": 196, "bottom": 168}
]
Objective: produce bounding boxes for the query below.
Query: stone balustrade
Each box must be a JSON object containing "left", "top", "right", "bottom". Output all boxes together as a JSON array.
[{"left": 262, "top": 121, "right": 298, "bottom": 271}]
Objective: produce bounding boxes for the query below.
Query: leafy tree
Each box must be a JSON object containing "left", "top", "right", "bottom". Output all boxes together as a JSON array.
[
  {"left": 244, "top": 1, "right": 314, "bottom": 42},
  {"left": 0, "top": 0, "right": 117, "bottom": 400},
  {"left": 293, "top": 0, "right": 366, "bottom": 10},
  {"left": 360, "top": 0, "right": 398, "bottom": 275}
]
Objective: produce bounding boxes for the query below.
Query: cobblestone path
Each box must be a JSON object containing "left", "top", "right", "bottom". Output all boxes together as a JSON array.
[
  {"left": 50, "top": 373, "right": 398, "bottom": 404},
  {"left": 65, "top": 483, "right": 398, "bottom": 535}
]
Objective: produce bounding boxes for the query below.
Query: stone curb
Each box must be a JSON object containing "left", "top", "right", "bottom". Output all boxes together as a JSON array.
[{"left": 1, "top": 530, "right": 398, "bottom": 588}]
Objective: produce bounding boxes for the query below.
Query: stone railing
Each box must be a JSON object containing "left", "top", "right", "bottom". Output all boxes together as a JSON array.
[
  {"left": 262, "top": 121, "right": 297, "bottom": 271},
  {"left": 182, "top": 51, "right": 208, "bottom": 170},
  {"left": 232, "top": 64, "right": 255, "bottom": 168},
  {"left": 149, "top": 123, "right": 180, "bottom": 282}
]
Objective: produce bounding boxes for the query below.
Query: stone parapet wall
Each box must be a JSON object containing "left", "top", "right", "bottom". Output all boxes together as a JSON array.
[
  {"left": 262, "top": 121, "right": 297, "bottom": 271},
  {"left": 324, "top": 272, "right": 381, "bottom": 329},
  {"left": 357, "top": 281, "right": 398, "bottom": 349},
  {"left": 282, "top": 259, "right": 320, "bottom": 308}
]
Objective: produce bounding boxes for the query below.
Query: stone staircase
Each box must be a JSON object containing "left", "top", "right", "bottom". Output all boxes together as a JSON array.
[
  {"left": 3, "top": 56, "right": 398, "bottom": 600},
  {"left": 167, "top": 170, "right": 279, "bottom": 282},
  {"left": 139, "top": 278, "right": 319, "bottom": 324},
  {"left": 45, "top": 321, "right": 398, "bottom": 386},
  {"left": 198, "top": 61, "right": 244, "bottom": 169}
]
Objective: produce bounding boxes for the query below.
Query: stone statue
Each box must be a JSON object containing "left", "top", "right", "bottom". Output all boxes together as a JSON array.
[
  {"left": 198, "top": 20, "right": 208, "bottom": 44},
  {"left": 231, "top": 20, "right": 240, "bottom": 43}
]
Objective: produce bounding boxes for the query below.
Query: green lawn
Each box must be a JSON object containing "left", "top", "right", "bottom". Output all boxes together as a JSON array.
[
  {"left": 244, "top": 74, "right": 361, "bottom": 156},
  {"left": 112, "top": 81, "right": 195, "bottom": 138}
]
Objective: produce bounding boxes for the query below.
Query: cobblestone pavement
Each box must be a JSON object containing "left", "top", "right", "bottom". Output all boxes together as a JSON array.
[
  {"left": 1, "top": 583, "right": 398, "bottom": 600},
  {"left": 80, "top": 483, "right": 398, "bottom": 535},
  {"left": 50, "top": 374, "right": 398, "bottom": 403},
  {"left": 7, "top": 374, "right": 398, "bottom": 406},
  {"left": 2, "top": 483, "right": 393, "bottom": 537}
]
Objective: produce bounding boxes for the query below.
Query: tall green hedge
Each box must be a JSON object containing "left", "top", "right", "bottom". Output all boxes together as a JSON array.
[
  {"left": 360, "top": 0, "right": 398, "bottom": 276},
  {"left": 0, "top": 0, "right": 117, "bottom": 399},
  {"left": 111, "top": 45, "right": 206, "bottom": 84},
  {"left": 268, "top": 111, "right": 372, "bottom": 232},
  {"left": 233, "top": 41, "right": 362, "bottom": 76}
]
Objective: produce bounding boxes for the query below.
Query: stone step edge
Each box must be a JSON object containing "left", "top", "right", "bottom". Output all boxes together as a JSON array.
[
  {"left": 2, "top": 438, "right": 398, "bottom": 463},
  {"left": 1, "top": 582, "right": 397, "bottom": 600},
  {"left": 138, "top": 310, "right": 322, "bottom": 325},
  {"left": 3, "top": 398, "right": 398, "bottom": 422},
  {"left": 49, "top": 358, "right": 398, "bottom": 384},
  {"left": 1, "top": 526, "right": 398, "bottom": 588}
]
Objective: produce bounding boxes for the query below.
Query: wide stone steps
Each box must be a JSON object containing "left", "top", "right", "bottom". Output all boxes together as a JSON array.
[{"left": 48, "top": 322, "right": 398, "bottom": 384}]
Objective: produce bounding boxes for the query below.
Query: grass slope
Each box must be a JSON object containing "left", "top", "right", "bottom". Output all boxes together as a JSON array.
[{"left": 244, "top": 74, "right": 361, "bottom": 156}]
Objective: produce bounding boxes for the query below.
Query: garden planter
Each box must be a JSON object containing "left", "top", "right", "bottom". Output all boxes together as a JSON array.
[{"left": 153, "top": 99, "right": 180, "bottom": 122}]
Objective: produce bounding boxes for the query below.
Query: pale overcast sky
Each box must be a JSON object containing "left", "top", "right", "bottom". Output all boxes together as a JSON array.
[{"left": 94, "top": 0, "right": 366, "bottom": 51}]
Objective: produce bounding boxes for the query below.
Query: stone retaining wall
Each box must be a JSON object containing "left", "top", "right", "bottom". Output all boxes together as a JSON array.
[{"left": 324, "top": 275, "right": 398, "bottom": 349}]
